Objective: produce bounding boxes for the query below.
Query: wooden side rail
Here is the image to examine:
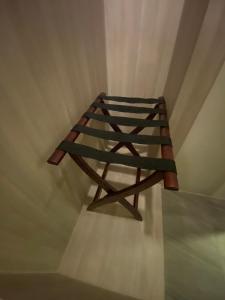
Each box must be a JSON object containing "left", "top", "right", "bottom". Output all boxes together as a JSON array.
[
  {"left": 159, "top": 97, "right": 179, "bottom": 190},
  {"left": 47, "top": 92, "right": 106, "bottom": 165}
]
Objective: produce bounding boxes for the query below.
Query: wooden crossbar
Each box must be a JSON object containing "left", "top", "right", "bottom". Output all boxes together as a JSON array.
[{"left": 47, "top": 92, "right": 178, "bottom": 221}]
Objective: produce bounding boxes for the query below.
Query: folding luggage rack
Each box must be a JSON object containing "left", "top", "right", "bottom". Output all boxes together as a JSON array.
[{"left": 48, "top": 93, "right": 178, "bottom": 221}]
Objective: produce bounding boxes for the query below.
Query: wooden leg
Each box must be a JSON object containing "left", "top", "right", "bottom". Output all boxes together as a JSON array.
[
  {"left": 134, "top": 168, "right": 141, "bottom": 209},
  {"left": 93, "top": 162, "right": 109, "bottom": 202},
  {"left": 89, "top": 171, "right": 163, "bottom": 210},
  {"left": 69, "top": 105, "right": 161, "bottom": 221},
  {"left": 70, "top": 154, "right": 143, "bottom": 221}
]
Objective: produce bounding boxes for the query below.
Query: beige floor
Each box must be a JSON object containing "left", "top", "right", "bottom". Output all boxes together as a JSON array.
[{"left": 59, "top": 165, "right": 165, "bottom": 300}]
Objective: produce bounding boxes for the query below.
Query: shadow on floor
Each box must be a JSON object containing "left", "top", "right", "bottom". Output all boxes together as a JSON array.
[
  {"left": 92, "top": 202, "right": 135, "bottom": 220},
  {"left": 0, "top": 273, "right": 139, "bottom": 300}
]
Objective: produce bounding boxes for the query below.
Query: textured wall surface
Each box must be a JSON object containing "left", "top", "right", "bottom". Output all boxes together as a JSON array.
[
  {"left": 1, "top": 0, "right": 224, "bottom": 279},
  {"left": 163, "top": 0, "right": 209, "bottom": 116},
  {"left": 0, "top": 0, "right": 107, "bottom": 272},
  {"left": 176, "top": 62, "right": 225, "bottom": 198},
  {"left": 169, "top": 0, "right": 225, "bottom": 154},
  {"left": 104, "top": 0, "right": 184, "bottom": 98}
]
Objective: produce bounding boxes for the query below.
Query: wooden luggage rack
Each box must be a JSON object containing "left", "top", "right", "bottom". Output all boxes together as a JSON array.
[{"left": 48, "top": 93, "right": 178, "bottom": 221}]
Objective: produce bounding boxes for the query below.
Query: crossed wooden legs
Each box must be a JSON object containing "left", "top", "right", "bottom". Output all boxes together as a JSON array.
[
  {"left": 70, "top": 154, "right": 146, "bottom": 221},
  {"left": 69, "top": 105, "right": 163, "bottom": 221},
  {"left": 70, "top": 153, "right": 163, "bottom": 221},
  {"left": 48, "top": 95, "right": 177, "bottom": 220}
]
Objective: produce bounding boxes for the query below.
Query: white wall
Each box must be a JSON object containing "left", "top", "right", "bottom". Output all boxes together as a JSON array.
[
  {"left": 104, "top": 0, "right": 184, "bottom": 98},
  {"left": 104, "top": 0, "right": 225, "bottom": 200},
  {"left": 176, "top": 61, "right": 225, "bottom": 198},
  {"left": 169, "top": 0, "right": 225, "bottom": 154},
  {"left": 1, "top": 0, "right": 224, "bottom": 274},
  {"left": 164, "top": 0, "right": 209, "bottom": 115},
  {"left": 0, "top": 0, "right": 107, "bottom": 272}
]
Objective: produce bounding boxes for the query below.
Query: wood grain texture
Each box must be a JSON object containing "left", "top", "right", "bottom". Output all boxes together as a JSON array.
[
  {"left": 0, "top": 0, "right": 107, "bottom": 272},
  {"left": 104, "top": 0, "right": 184, "bottom": 98}
]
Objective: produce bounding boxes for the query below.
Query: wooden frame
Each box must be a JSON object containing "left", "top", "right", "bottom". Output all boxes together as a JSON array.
[{"left": 48, "top": 93, "right": 178, "bottom": 221}]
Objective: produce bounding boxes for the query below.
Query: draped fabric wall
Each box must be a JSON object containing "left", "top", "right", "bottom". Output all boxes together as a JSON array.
[
  {"left": 104, "top": 0, "right": 225, "bottom": 198},
  {"left": 176, "top": 62, "right": 225, "bottom": 198},
  {"left": 104, "top": 0, "right": 184, "bottom": 98},
  {"left": 0, "top": 0, "right": 107, "bottom": 271},
  {"left": 168, "top": 0, "right": 225, "bottom": 198},
  {"left": 1, "top": 0, "right": 225, "bottom": 273}
]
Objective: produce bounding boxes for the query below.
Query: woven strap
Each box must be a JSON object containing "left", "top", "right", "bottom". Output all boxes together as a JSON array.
[
  {"left": 103, "top": 95, "right": 164, "bottom": 104},
  {"left": 92, "top": 102, "right": 165, "bottom": 114},
  {"left": 85, "top": 112, "right": 168, "bottom": 127},
  {"left": 73, "top": 125, "right": 172, "bottom": 145},
  {"left": 57, "top": 141, "right": 177, "bottom": 172}
]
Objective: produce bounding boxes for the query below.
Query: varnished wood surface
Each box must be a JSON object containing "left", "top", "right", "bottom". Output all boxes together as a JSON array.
[{"left": 159, "top": 98, "right": 178, "bottom": 190}]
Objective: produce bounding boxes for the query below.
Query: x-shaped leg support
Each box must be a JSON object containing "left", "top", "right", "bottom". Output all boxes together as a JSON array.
[
  {"left": 47, "top": 94, "right": 178, "bottom": 221},
  {"left": 70, "top": 153, "right": 163, "bottom": 221},
  {"left": 70, "top": 102, "right": 163, "bottom": 221}
]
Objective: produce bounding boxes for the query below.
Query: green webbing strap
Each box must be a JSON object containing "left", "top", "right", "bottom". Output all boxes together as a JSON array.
[
  {"left": 73, "top": 124, "right": 172, "bottom": 145},
  {"left": 103, "top": 95, "right": 164, "bottom": 105},
  {"left": 57, "top": 141, "right": 177, "bottom": 172},
  {"left": 85, "top": 112, "right": 168, "bottom": 127},
  {"left": 92, "top": 102, "right": 165, "bottom": 114}
]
